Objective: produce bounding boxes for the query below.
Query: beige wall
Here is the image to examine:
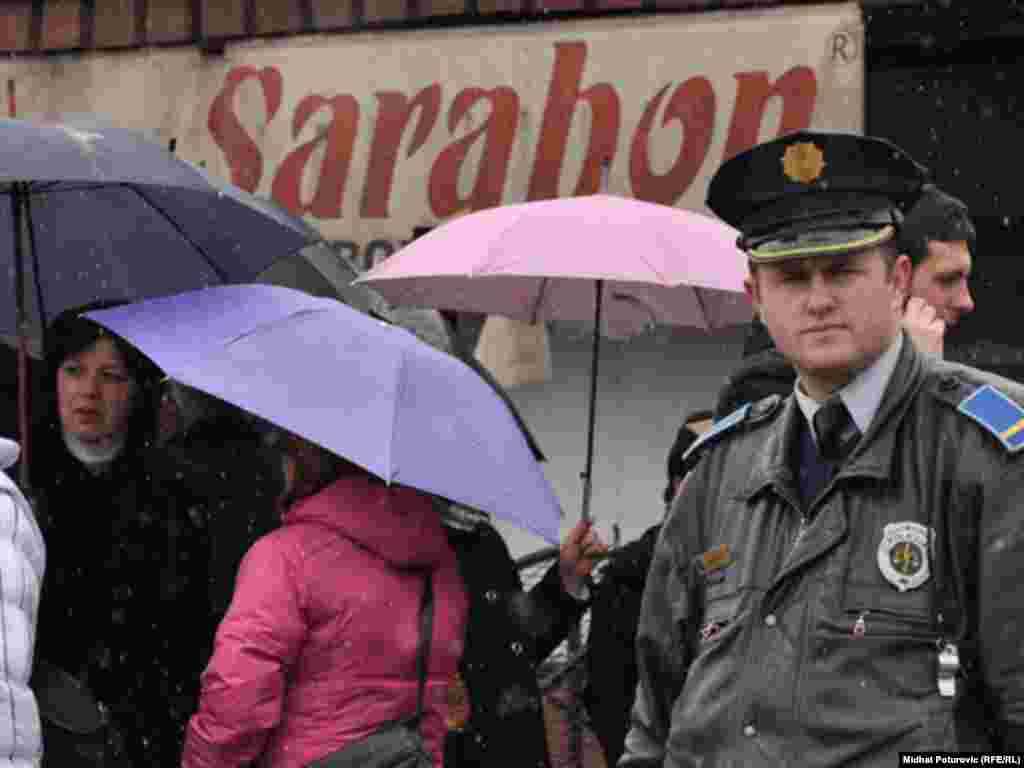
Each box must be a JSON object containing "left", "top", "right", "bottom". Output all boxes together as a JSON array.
[
  {"left": 0, "top": 5, "right": 863, "bottom": 553},
  {"left": 2, "top": 4, "right": 863, "bottom": 265}
]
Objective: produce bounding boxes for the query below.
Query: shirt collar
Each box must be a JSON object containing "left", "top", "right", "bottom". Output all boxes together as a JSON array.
[{"left": 795, "top": 331, "right": 904, "bottom": 441}]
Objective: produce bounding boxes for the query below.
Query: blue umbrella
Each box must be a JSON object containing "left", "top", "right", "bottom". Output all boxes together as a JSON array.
[
  {"left": 86, "top": 284, "right": 562, "bottom": 544},
  {"left": 0, "top": 118, "right": 316, "bottom": 337},
  {"left": 0, "top": 117, "right": 317, "bottom": 486}
]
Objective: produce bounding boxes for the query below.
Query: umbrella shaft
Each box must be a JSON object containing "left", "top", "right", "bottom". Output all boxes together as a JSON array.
[
  {"left": 12, "top": 184, "right": 26, "bottom": 325},
  {"left": 11, "top": 185, "right": 31, "bottom": 490},
  {"left": 580, "top": 280, "right": 604, "bottom": 522}
]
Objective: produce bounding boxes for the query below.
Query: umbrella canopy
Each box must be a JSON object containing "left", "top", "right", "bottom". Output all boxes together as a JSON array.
[
  {"left": 355, "top": 193, "right": 752, "bottom": 521},
  {"left": 248, "top": 195, "right": 547, "bottom": 461},
  {"left": 356, "top": 194, "right": 752, "bottom": 338},
  {"left": 86, "top": 285, "right": 562, "bottom": 543},
  {"left": 0, "top": 117, "right": 318, "bottom": 337}
]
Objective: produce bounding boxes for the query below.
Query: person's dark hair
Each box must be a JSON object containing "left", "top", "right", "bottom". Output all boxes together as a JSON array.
[
  {"left": 662, "top": 409, "right": 713, "bottom": 506},
  {"left": 713, "top": 349, "right": 796, "bottom": 423},
  {"left": 276, "top": 431, "right": 372, "bottom": 506},
  {"left": 39, "top": 300, "right": 163, "bottom": 451},
  {"left": 897, "top": 184, "right": 975, "bottom": 268}
]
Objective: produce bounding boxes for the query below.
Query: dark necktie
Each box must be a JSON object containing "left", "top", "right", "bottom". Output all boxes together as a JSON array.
[
  {"left": 813, "top": 397, "right": 861, "bottom": 465},
  {"left": 796, "top": 398, "right": 861, "bottom": 508}
]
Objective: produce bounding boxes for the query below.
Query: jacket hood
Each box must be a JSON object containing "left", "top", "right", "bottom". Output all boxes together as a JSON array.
[{"left": 284, "top": 474, "right": 450, "bottom": 569}]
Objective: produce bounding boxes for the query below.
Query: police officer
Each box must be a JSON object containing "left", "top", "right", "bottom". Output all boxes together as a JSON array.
[{"left": 620, "top": 131, "right": 1024, "bottom": 766}]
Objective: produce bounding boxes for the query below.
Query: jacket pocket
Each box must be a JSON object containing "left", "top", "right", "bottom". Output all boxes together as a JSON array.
[
  {"left": 841, "top": 583, "right": 937, "bottom": 640},
  {"left": 829, "top": 584, "right": 942, "bottom": 700},
  {"left": 697, "top": 581, "right": 758, "bottom": 649}
]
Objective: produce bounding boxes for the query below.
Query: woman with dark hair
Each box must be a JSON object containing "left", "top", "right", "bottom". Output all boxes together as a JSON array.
[
  {"left": 31, "top": 300, "right": 195, "bottom": 767},
  {"left": 182, "top": 432, "right": 470, "bottom": 768}
]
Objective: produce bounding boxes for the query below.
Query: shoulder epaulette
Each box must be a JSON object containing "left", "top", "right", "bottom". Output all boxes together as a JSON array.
[
  {"left": 680, "top": 395, "right": 783, "bottom": 469},
  {"left": 957, "top": 384, "right": 1024, "bottom": 454}
]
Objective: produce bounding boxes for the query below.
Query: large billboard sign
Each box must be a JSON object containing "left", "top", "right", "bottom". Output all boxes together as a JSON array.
[{"left": 2, "top": 4, "right": 862, "bottom": 268}]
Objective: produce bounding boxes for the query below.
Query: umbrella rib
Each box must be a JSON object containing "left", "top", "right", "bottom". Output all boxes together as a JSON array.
[
  {"left": 643, "top": 228, "right": 683, "bottom": 286},
  {"left": 387, "top": 344, "right": 408, "bottom": 485},
  {"left": 529, "top": 277, "right": 550, "bottom": 325},
  {"left": 223, "top": 308, "right": 327, "bottom": 347},
  {"left": 692, "top": 286, "right": 712, "bottom": 332},
  {"left": 121, "top": 183, "right": 229, "bottom": 283}
]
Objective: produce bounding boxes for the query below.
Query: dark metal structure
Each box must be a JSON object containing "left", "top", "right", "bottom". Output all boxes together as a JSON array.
[{"left": 865, "top": 1, "right": 1024, "bottom": 381}]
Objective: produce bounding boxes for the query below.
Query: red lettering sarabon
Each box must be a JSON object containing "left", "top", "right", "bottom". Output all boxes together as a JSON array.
[
  {"left": 630, "top": 78, "right": 716, "bottom": 206},
  {"left": 429, "top": 86, "right": 519, "bottom": 218},
  {"left": 362, "top": 86, "right": 442, "bottom": 219},
  {"left": 206, "top": 53, "right": 819, "bottom": 225},
  {"left": 208, "top": 66, "right": 282, "bottom": 192},
  {"left": 723, "top": 67, "right": 817, "bottom": 162},
  {"left": 527, "top": 42, "right": 620, "bottom": 201},
  {"left": 271, "top": 93, "right": 359, "bottom": 219}
]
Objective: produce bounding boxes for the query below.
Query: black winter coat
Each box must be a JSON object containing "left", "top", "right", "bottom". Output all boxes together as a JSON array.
[
  {"left": 444, "top": 522, "right": 587, "bottom": 768},
  {"left": 32, "top": 427, "right": 196, "bottom": 767},
  {"left": 149, "top": 416, "right": 283, "bottom": 659},
  {"left": 583, "top": 523, "right": 661, "bottom": 767}
]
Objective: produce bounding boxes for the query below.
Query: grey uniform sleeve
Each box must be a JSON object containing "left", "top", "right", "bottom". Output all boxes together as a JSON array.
[
  {"left": 978, "top": 458, "right": 1024, "bottom": 750},
  {"left": 619, "top": 473, "right": 704, "bottom": 767}
]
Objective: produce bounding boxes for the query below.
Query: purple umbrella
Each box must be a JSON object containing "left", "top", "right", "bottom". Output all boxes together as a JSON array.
[{"left": 87, "top": 284, "right": 562, "bottom": 544}]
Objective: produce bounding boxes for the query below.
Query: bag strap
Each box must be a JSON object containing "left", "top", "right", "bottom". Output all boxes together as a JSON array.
[{"left": 412, "top": 571, "right": 434, "bottom": 725}]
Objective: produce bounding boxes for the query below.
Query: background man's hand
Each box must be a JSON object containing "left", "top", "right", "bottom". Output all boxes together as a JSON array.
[
  {"left": 559, "top": 519, "right": 608, "bottom": 597},
  {"left": 903, "top": 296, "right": 945, "bottom": 357}
]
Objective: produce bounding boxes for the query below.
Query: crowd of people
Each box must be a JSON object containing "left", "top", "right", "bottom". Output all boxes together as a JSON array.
[{"left": 0, "top": 127, "right": 1019, "bottom": 768}]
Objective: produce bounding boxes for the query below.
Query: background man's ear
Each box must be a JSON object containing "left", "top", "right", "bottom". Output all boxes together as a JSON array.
[
  {"left": 892, "top": 252, "right": 913, "bottom": 295},
  {"left": 744, "top": 275, "right": 761, "bottom": 314}
]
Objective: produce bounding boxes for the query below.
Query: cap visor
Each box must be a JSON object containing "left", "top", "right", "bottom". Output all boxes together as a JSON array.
[{"left": 748, "top": 225, "right": 896, "bottom": 263}]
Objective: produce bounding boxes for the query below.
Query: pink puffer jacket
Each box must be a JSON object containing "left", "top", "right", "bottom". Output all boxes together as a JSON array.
[{"left": 181, "top": 474, "right": 468, "bottom": 768}]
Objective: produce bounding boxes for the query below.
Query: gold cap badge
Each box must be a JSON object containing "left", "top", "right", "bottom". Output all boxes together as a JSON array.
[{"left": 781, "top": 142, "right": 826, "bottom": 184}]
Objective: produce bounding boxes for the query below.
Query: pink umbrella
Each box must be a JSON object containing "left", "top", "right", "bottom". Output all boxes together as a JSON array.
[{"left": 357, "top": 193, "right": 752, "bottom": 520}]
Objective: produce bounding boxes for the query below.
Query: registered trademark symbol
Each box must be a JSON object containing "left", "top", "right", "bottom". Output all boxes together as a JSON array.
[{"left": 830, "top": 31, "right": 860, "bottom": 63}]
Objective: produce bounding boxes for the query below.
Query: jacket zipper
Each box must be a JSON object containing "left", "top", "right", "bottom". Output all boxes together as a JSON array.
[
  {"left": 782, "top": 497, "right": 812, "bottom": 746},
  {"left": 790, "top": 516, "right": 809, "bottom": 560},
  {"left": 847, "top": 609, "right": 938, "bottom": 640}
]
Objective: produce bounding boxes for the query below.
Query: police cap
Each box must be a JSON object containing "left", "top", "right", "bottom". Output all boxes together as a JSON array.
[{"left": 707, "top": 131, "right": 930, "bottom": 263}]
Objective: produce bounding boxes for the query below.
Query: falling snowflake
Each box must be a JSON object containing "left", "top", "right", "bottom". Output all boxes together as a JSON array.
[{"left": 55, "top": 124, "right": 104, "bottom": 155}]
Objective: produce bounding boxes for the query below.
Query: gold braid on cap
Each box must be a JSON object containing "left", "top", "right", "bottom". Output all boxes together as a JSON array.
[{"left": 747, "top": 225, "right": 897, "bottom": 263}]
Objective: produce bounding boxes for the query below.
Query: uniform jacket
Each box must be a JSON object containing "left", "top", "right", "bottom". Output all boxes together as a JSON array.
[
  {"left": 0, "top": 440, "right": 45, "bottom": 768},
  {"left": 623, "top": 339, "right": 1024, "bottom": 767},
  {"left": 182, "top": 475, "right": 468, "bottom": 768},
  {"left": 444, "top": 521, "right": 587, "bottom": 768}
]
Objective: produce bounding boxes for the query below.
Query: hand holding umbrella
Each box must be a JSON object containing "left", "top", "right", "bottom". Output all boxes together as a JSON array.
[{"left": 558, "top": 519, "right": 609, "bottom": 597}]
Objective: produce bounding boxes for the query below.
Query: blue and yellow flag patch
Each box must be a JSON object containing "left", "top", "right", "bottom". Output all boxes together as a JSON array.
[{"left": 957, "top": 385, "right": 1024, "bottom": 453}]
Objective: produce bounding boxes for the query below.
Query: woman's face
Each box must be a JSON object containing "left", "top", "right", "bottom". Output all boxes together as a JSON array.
[{"left": 57, "top": 338, "right": 137, "bottom": 445}]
